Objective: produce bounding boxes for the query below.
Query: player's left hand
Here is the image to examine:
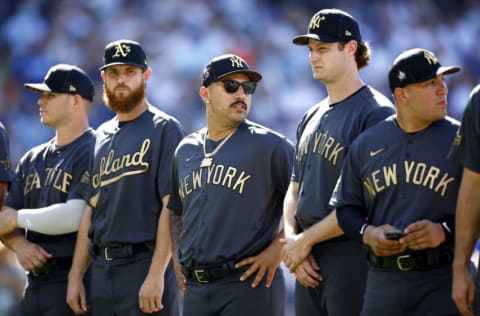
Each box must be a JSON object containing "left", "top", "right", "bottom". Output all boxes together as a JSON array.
[
  {"left": 138, "top": 273, "right": 164, "bottom": 313},
  {"left": 0, "top": 209, "right": 18, "bottom": 235},
  {"left": 280, "top": 232, "right": 311, "bottom": 272},
  {"left": 401, "top": 220, "right": 445, "bottom": 250},
  {"left": 235, "top": 238, "right": 282, "bottom": 288}
]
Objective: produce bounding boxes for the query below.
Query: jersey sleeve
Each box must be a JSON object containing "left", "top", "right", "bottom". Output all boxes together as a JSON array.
[
  {"left": 271, "top": 137, "right": 295, "bottom": 194},
  {"left": 0, "top": 124, "right": 13, "bottom": 184},
  {"left": 167, "top": 149, "right": 183, "bottom": 214},
  {"left": 156, "top": 119, "right": 185, "bottom": 200},
  {"left": 449, "top": 84, "right": 480, "bottom": 172}
]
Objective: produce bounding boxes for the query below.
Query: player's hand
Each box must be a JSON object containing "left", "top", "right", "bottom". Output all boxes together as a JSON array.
[
  {"left": 138, "top": 273, "right": 164, "bottom": 313},
  {"left": 292, "top": 254, "right": 322, "bottom": 288},
  {"left": 235, "top": 238, "right": 282, "bottom": 288},
  {"left": 363, "top": 225, "right": 406, "bottom": 256},
  {"left": 0, "top": 209, "right": 18, "bottom": 235},
  {"left": 13, "top": 238, "right": 52, "bottom": 271},
  {"left": 280, "top": 232, "right": 311, "bottom": 272},
  {"left": 66, "top": 274, "right": 90, "bottom": 315},
  {"left": 451, "top": 262, "right": 476, "bottom": 316},
  {"left": 401, "top": 220, "right": 444, "bottom": 250}
]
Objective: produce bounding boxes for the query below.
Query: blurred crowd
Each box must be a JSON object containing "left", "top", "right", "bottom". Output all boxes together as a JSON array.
[
  {"left": 1, "top": 0, "right": 479, "bottom": 167},
  {"left": 1, "top": 1, "right": 480, "bottom": 314}
]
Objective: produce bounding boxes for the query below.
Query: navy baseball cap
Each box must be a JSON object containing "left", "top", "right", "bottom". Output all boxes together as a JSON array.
[
  {"left": 293, "top": 8, "right": 361, "bottom": 45},
  {"left": 202, "top": 54, "right": 262, "bottom": 87},
  {"left": 389, "top": 48, "right": 461, "bottom": 92},
  {"left": 100, "top": 39, "right": 147, "bottom": 70},
  {"left": 24, "top": 64, "right": 95, "bottom": 102}
]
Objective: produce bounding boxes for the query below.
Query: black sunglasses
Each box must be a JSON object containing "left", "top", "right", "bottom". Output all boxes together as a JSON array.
[{"left": 221, "top": 80, "right": 257, "bottom": 95}]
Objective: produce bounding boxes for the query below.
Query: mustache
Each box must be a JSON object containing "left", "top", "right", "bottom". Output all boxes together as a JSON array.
[{"left": 230, "top": 101, "right": 247, "bottom": 109}]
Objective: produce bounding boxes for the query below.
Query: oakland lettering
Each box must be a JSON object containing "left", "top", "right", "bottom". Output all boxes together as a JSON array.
[
  {"left": 179, "top": 164, "right": 252, "bottom": 199},
  {"left": 363, "top": 161, "right": 455, "bottom": 198},
  {"left": 92, "top": 139, "right": 151, "bottom": 188}
]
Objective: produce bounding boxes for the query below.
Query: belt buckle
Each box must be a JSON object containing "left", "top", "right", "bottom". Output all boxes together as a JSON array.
[
  {"left": 104, "top": 247, "right": 113, "bottom": 261},
  {"left": 193, "top": 269, "right": 208, "bottom": 283},
  {"left": 396, "top": 254, "right": 414, "bottom": 271}
]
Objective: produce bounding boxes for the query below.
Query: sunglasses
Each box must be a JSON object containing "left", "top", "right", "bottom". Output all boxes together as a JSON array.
[{"left": 221, "top": 80, "right": 257, "bottom": 95}]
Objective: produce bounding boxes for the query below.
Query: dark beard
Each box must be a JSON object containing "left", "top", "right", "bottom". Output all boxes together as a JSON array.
[{"left": 103, "top": 82, "right": 145, "bottom": 113}]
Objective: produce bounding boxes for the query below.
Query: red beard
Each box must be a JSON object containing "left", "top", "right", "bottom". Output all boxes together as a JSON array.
[{"left": 103, "top": 82, "right": 145, "bottom": 113}]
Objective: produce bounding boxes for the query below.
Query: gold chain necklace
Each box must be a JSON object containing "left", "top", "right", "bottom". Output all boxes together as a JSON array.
[{"left": 201, "top": 129, "right": 236, "bottom": 168}]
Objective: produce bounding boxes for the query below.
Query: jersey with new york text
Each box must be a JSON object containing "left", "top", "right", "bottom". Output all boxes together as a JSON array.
[
  {"left": 331, "top": 117, "right": 462, "bottom": 228},
  {"left": 168, "top": 120, "right": 294, "bottom": 267},
  {"left": 293, "top": 86, "right": 395, "bottom": 230},
  {"left": 449, "top": 84, "right": 480, "bottom": 171},
  {"left": 85, "top": 106, "right": 184, "bottom": 247},
  {"left": 5, "top": 129, "right": 95, "bottom": 257},
  {"left": 0, "top": 122, "right": 13, "bottom": 183}
]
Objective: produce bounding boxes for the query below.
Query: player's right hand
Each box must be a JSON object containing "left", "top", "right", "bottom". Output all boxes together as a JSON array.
[
  {"left": 66, "top": 275, "right": 90, "bottom": 315},
  {"left": 451, "top": 262, "right": 476, "bottom": 316},
  {"left": 292, "top": 254, "right": 322, "bottom": 288},
  {"left": 363, "top": 225, "right": 406, "bottom": 256}
]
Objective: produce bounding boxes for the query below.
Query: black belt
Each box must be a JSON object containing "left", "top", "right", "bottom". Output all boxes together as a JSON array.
[
  {"left": 30, "top": 257, "right": 72, "bottom": 277},
  {"left": 183, "top": 261, "right": 237, "bottom": 283},
  {"left": 368, "top": 247, "right": 453, "bottom": 271},
  {"left": 92, "top": 243, "right": 151, "bottom": 261}
]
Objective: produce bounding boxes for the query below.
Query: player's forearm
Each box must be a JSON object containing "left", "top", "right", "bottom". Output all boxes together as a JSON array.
[
  {"left": 0, "top": 229, "right": 28, "bottom": 252},
  {"left": 302, "top": 209, "right": 344, "bottom": 246},
  {"left": 17, "top": 199, "right": 87, "bottom": 235},
  {"left": 169, "top": 210, "right": 183, "bottom": 262},
  {"left": 69, "top": 207, "right": 92, "bottom": 280},
  {"left": 148, "top": 203, "right": 172, "bottom": 276},
  {"left": 453, "top": 168, "right": 480, "bottom": 266},
  {"left": 283, "top": 181, "right": 299, "bottom": 237}
]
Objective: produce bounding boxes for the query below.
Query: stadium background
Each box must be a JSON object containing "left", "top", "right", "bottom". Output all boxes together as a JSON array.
[{"left": 0, "top": 0, "right": 479, "bottom": 314}]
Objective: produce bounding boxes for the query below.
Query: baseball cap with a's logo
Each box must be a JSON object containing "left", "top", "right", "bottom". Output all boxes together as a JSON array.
[
  {"left": 388, "top": 48, "right": 461, "bottom": 92},
  {"left": 202, "top": 54, "right": 262, "bottom": 87},
  {"left": 293, "top": 8, "right": 361, "bottom": 45},
  {"left": 100, "top": 39, "right": 147, "bottom": 71},
  {"left": 24, "top": 64, "right": 95, "bottom": 102}
]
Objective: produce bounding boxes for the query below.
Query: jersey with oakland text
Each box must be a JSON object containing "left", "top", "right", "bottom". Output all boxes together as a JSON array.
[
  {"left": 331, "top": 117, "right": 462, "bottom": 228},
  {"left": 85, "top": 106, "right": 184, "bottom": 247},
  {"left": 293, "top": 86, "right": 395, "bottom": 230},
  {"left": 168, "top": 120, "right": 294, "bottom": 267},
  {"left": 0, "top": 122, "right": 13, "bottom": 183},
  {"left": 5, "top": 129, "right": 95, "bottom": 257},
  {"left": 449, "top": 84, "right": 480, "bottom": 171}
]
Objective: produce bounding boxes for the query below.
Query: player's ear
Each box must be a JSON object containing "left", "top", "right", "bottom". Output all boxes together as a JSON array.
[
  {"left": 393, "top": 87, "right": 407, "bottom": 104},
  {"left": 199, "top": 86, "right": 210, "bottom": 105},
  {"left": 143, "top": 67, "right": 152, "bottom": 81},
  {"left": 100, "top": 70, "right": 106, "bottom": 81}
]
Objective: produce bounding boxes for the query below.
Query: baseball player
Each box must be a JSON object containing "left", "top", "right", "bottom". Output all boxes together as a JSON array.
[
  {"left": 0, "top": 64, "right": 95, "bottom": 315},
  {"left": 332, "top": 48, "right": 462, "bottom": 315},
  {"left": 450, "top": 84, "right": 480, "bottom": 316},
  {"left": 0, "top": 121, "right": 12, "bottom": 208},
  {"left": 67, "top": 39, "right": 183, "bottom": 316},
  {"left": 281, "top": 8, "right": 395, "bottom": 316},
  {"left": 167, "top": 53, "right": 294, "bottom": 316}
]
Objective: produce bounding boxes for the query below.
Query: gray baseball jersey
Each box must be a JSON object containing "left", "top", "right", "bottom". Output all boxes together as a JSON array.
[
  {"left": 0, "top": 122, "right": 12, "bottom": 183},
  {"left": 168, "top": 120, "right": 294, "bottom": 267},
  {"left": 293, "top": 85, "right": 395, "bottom": 230},
  {"left": 332, "top": 116, "right": 461, "bottom": 228},
  {"left": 85, "top": 106, "right": 184, "bottom": 247},
  {"left": 449, "top": 84, "right": 480, "bottom": 171},
  {"left": 6, "top": 129, "right": 95, "bottom": 257}
]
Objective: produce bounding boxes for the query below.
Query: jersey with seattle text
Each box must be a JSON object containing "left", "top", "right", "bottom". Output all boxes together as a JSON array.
[
  {"left": 0, "top": 122, "right": 13, "bottom": 184},
  {"left": 85, "top": 106, "right": 184, "bottom": 247},
  {"left": 331, "top": 117, "right": 462, "bottom": 228},
  {"left": 168, "top": 120, "right": 294, "bottom": 267},
  {"left": 5, "top": 129, "right": 95, "bottom": 257},
  {"left": 293, "top": 86, "right": 395, "bottom": 230},
  {"left": 449, "top": 84, "right": 480, "bottom": 171}
]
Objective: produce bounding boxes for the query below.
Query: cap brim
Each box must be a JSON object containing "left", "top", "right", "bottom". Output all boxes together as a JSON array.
[
  {"left": 437, "top": 66, "right": 461, "bottom": 76},
  {"left": 99, "top": 62, "right": 147, "bottom": 71},
  {"left": 292, "top": 34, "right": 340, "bottom": 45},
  {"left": 215, "top": 70, "right": 262, "bottom": 83},
  {"left": 24, "top": 83, "right": 51, "bottom": 93}
]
